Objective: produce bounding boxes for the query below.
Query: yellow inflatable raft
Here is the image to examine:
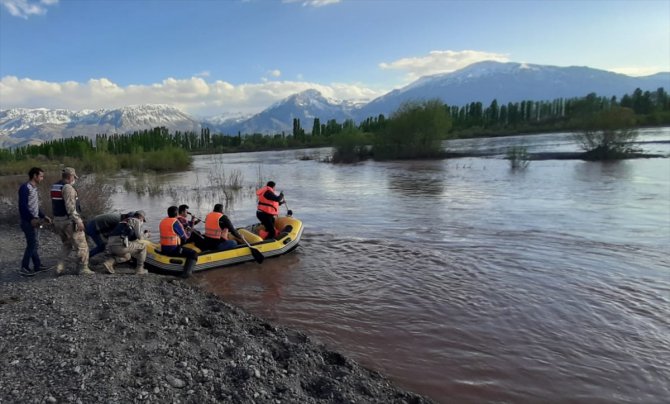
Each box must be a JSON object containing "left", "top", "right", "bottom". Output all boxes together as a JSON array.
[{"left": 144, "top": 216, "right": 303, "bottom": 274}]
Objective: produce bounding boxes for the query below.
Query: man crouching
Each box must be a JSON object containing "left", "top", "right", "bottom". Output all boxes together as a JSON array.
[{"left": 102, "top": 210, "right": 148, "bottom": 275}]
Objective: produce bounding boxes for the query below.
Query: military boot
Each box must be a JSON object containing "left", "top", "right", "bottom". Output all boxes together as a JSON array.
[
  {"left": 102, "top": 258, "right": 115, "bottom": 274},
  {"left": 135, "top": 266, "right": 148, "bottom": 275},
  {"left": 79, "top": 265, "right": 95, "bottom": 275},
  {"left": 55, "top": 262, "right": 65, "bottom": 276}
]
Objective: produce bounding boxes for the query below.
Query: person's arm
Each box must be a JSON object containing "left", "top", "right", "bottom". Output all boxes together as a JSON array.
[
  {"left": 263, "top": 189, "right": 284, "bottom": 203},
  {"left": 18, "top": 184, "right": 33, "bottom": 222},
  {"left": 129, "top": 218, "right": 143, "bottom": 241},
  {"left": 220, "top": 215, "right": 243, "bottom": 240},
  {"left": 62, "top": 184, "right": 83, "bottom": 229},
  {"left": 172, "top": 221, "right": 188, "bottom": 243},
  {"left": 177, "top": 217, "right": 192, "bottom": 236}
]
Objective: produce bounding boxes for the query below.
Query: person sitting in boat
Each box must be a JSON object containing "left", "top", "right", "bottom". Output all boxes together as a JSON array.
[
  {"left": 159, "top": 205, "right": 198, "bottom": 278},
  {"left": 177, "top": 204, "right": 202, "bottom": 243},
  {"left": 197, "top": 203, "right": 243, "bottom": 251},
  {"left": 256, "top": 181, "right": 285, "bottom": 239}
]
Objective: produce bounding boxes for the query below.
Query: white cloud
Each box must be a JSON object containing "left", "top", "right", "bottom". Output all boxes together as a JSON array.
[
  {"left": 608, "top": 66, "right": 668, "bottom": 77},
  {"left": 268, "top": 69, "right": 281, "bottom": 78},
  {"left": 194, "top": 70, "right": 211, "bottom": 78},
  {"left": 380, "top": 50, "right": 510, "bottom": 82},
  {"left": 0, "top": 0, "right": 58, "bottom": 18},
  {"left": 0, "top": 75, "right": 383, "bottom": 116},
  {"left": 282, "top": 0, "right": 340, "bottom": 7}
]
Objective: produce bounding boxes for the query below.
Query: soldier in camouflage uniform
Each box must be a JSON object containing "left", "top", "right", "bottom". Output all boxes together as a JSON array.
[
  {"left": 102, "top": 210, "right": 148, "bottom": 275},
  {"left": 51, "top": 167, "right": 92, "bottom": 276}
]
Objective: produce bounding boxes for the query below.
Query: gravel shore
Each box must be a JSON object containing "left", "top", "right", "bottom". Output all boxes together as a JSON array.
[{"left": 0, "top": 226, "right": 432, "bottom": 403}]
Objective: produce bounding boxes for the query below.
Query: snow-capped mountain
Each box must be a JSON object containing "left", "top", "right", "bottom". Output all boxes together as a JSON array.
[
  {"left": 0, "top": 105, "right": 201, "bottom": 147},
  {"left": 201, "top": 111, "right": 253, "bottom": 129},
  {"left": 214, "top": 89, "right": 358, "bottom": 135},
  {"left": 2, "top": 61, "right": 669, "bottom": 145},
  {"left": 355, "top": 61, "right": 670, "bottom": 120}
]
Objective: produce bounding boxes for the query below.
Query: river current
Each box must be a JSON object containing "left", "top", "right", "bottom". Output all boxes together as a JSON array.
[{"left": 111, "top": 128, "right": 670, "bottom": 403}]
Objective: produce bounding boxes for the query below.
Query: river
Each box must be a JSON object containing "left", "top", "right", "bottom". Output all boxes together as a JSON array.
[{"left": 111, "top": 128, "right": 670, "bottom": 403}]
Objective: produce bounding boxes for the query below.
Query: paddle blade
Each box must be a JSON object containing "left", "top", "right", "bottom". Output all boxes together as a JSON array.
[{"left": 250, "top": 246, "right": 264, "bottom": 264}]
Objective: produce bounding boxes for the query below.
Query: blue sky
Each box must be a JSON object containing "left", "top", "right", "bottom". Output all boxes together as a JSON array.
[{"left": 1, "top": 0, "right": 669, "bottom": 116}]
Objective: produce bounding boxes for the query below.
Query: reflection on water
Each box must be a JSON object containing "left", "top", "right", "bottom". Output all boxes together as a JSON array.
[
  {"left": 110, "top": 128, "right": 670, "bottom": 403},
  {"left": 573, "top": 159, "right": 634, "bottom": 183},
  {"left": 386, "top": 160, "right": 445, "bottom": 196}
]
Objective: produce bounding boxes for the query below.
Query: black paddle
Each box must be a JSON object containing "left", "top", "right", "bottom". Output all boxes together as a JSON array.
[
  {"left": 241, "top": 237, "right": 264, "bottom": 264},
  {"left": 282, "top": 196, "right": 293, "bottom": 217}
]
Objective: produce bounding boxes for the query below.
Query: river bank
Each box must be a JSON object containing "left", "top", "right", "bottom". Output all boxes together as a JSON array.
[{"left": 0, "top": 225, "right": 432, "bottom": 403}]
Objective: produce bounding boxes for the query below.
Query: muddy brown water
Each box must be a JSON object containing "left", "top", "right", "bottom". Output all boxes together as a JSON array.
[{"left": 111, "top": 128, "right": 670, "bottom": 403}]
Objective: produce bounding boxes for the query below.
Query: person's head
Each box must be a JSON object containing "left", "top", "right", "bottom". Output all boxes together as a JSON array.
[
  {"left": 62, "top": 167, "right": 78, "bottom": 184},
  {"left": 178, "top": 204, "right": 189, "bottom": 216},
  {"left": 266, "top": 181, "right": 276, "bottom": 188},
  {"left": 167, "top": 206, "right": 178, "bottom": 218},
  {"left": 213, "top": 203, "right": 223, "bottom": 213},
  {"left": 28, "top": 167, "right": 44, "bottom": 183},
  {"left": 134, "top": 210, "right": 147, "bottom": 222}
]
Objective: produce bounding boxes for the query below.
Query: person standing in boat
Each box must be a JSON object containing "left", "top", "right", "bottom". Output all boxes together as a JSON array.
[
  {"left": 256, "top": 181, "right": 285, "bottom": 239},
  {"left": 198, "top": 203, "right": 243, "bottom": 251},
  {"left": 159, "top": 205, "right": 198, "bottom": 278}
]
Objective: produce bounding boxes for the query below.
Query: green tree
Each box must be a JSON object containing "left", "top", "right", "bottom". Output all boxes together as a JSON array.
[
  {"left": 576, "top": 106, "right": 639, "bottom": 160},
  {"left": 373, "top": 99, "right": 452, "bottom": 160},
  {"left": 331, "top": 127, "right": 369, "bottom": 163},
  {"left": 311, "top": 118, "right": 321, "bottom": 136}
]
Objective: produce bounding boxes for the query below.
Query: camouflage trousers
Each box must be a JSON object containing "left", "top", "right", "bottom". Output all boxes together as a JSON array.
[
  {"left": 108, "top": 239, "right": 146, "bottom": 270},
  {"left": 53, "top": 218, "right": 89, "bottom": 270}
]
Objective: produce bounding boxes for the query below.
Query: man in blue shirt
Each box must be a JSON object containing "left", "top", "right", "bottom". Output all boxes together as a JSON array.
[{"left": 18, "top": 167, "right": 52, "bottom": 276}]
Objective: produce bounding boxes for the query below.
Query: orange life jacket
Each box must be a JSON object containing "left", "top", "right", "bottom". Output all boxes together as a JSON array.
[
  {"left": 205, "top": 212, "right": 223, "bottom": 239},
  {"left": 159, "top": 217, "right": 181, "bottom": 246},
  {"left": 256, "top": 186, "right": 279, "bottom": 215},
  {"left": 259, "top": 225, "right": 281, "bottom": 240}
]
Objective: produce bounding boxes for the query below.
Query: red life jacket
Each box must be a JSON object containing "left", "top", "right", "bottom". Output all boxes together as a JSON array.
[
  {"left": 159, "top": 217, "right": 180, "bottom": 246},
  {"left": 256, "top": 186, "right": 279, "bottom": 215}
]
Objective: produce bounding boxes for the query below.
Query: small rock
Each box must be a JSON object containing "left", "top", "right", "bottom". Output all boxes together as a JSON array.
[
  {"left": 254, "top": 368, "right": 261, "bottom": 378},
  {"left": 47, "top": 396, "right": 57, "bottom": 403},
  {"left": 166, "top": 375, "right": 185, "bottom": 389},
  {"left": 10, "top": 360, "right": 19, "bottom": 365},
  {"left": 153, "top": 387, "right": 160, "bottom": 394}
]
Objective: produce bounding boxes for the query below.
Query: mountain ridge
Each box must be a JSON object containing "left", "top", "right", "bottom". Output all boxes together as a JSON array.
[{"left": 2, "top": 61, "right": 668, "bottom": 146}]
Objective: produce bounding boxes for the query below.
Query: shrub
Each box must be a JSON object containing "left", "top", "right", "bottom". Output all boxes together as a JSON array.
[
  {"left": 331, "top": 128, "right": 370, "bottom": 163},
  {"left": 506, "top": 146, "right": 530, "bottom": 169},
  {"left": 575, "top": 107, "right": 640, "bottom": 160},
  {"left": 373, "top": 99, "right": 452, "bottom": 160},
  {"left": 0, "top": 170, "right": 113, "bottom": 225}
]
